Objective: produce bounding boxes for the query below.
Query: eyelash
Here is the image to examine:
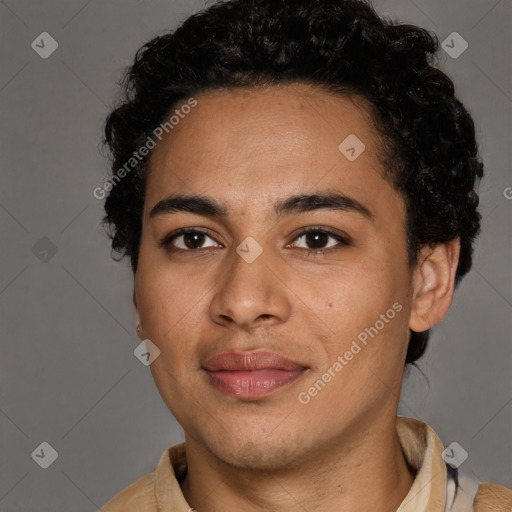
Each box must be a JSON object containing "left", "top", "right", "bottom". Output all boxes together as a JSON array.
[{"left": 159, "top": 226, "right": 351, "bottom": 256}]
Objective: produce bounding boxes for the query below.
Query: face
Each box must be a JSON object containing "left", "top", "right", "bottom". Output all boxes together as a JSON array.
[{"left": 134, "top": 83, "right": 415, "bottom": 470}]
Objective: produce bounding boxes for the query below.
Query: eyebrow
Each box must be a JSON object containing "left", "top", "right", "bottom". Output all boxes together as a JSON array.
[{"left": 149, "top": 192, "right": 373, "bottom": 220}]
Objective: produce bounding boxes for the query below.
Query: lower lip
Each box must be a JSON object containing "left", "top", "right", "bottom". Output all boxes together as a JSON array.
[{"left": 205, "top": 369, "right": 305, "bottom": 398}]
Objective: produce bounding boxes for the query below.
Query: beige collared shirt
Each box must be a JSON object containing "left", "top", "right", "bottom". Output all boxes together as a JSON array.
[{"left": 101, "top": 416, "right": 512, "bottom": 511}]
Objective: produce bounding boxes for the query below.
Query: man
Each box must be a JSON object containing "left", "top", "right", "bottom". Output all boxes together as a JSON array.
[{"left": 99, "top": 0, "right": 512, "bottom": 510}]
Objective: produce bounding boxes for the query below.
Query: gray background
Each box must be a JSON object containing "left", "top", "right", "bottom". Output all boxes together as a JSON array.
[{"left": 0, "top": 0, "right": 510, "bottom": 510}]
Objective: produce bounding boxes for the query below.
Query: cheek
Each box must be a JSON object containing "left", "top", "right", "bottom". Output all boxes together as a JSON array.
[
  {"left": 135, "top": 256, "right": 207, "bottom": 353},
  {"left": 321, "top": 263, "right": 391, "bottom": 322},
  {"left": 136, "top": 263, "right": 207, "bottom": 406},
  {"left": 316, "top": 258, "right": 410, "bottom": 361}
]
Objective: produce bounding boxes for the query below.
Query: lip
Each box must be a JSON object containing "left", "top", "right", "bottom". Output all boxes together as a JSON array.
[{"left": 203, "top": 350, "right": 307, "bottom": 398}]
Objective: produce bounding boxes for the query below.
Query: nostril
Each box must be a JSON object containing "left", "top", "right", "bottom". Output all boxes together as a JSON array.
[{"left": 220, "top": 315, "right": 235, "bottom": 324}]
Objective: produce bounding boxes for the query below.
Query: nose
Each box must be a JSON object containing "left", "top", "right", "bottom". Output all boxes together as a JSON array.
[{"left": 209, "top": 245, "right": 292, "bottom": 332}]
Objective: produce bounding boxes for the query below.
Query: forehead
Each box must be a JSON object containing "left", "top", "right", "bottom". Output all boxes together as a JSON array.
[{"left": 145, "top": 83, "right": 394, "bottom": 216}]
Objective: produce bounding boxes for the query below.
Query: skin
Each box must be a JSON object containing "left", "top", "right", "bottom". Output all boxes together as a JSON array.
[{"left": 133, "top": 83, "right": 460, "bottom": 512}]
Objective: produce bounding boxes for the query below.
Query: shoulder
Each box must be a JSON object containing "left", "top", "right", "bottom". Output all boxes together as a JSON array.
[
  {"left": 100, "top": 472, "right": 157, "bottom": 512},
  {"left": 99, "top": 443, "right": 186, "bottom": 511},
  {"left": 474, "top": 482, "right": 512, "bottom": 511}
]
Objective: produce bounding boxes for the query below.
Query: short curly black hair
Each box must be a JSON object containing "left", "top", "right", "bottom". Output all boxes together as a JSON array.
[{"left": 101, "top": 0, "right": 483, "bottom": 365}]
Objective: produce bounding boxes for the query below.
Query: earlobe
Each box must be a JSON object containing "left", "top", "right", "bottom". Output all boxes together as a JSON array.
[
  {"left": 133, "top": 290, "right": 143, "bottom": 339},
  {"left": 409, "top": 239, "right": 460, "bottom": 333}
]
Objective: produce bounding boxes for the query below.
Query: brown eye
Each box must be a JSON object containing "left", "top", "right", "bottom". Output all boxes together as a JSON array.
[
  {"left": 181, "top": 232, "right": 207, "bottom": 249},
  {"left": 304, "top": 231, "right": 330, "bottom": 250},
  {"left": 161, "top": 229, "right": 220, "bottom": 251},
  {"left": 290, "top": 228, "right": 351, "bottom": 253}
]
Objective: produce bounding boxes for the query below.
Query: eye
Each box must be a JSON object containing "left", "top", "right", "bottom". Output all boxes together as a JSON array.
[
  {"left": 160, "top": 228, "right": 221, "bottom": 251},
  {"left": 160, "top": 226, "right": 350, "bottom": 254},
  {"left": 289, "top": 227, "right": 351, "bottom": 253}
]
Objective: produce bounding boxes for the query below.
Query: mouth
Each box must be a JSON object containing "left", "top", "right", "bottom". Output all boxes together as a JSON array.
[{"left": 202, "top": 350, "right": 308, "bottom": 399}]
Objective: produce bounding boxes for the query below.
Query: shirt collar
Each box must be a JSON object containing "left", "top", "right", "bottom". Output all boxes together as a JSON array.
[
  {"left": 154, "top": 416, "right": 447, "bottom": 511},
  {"left": 395, "top": 416, "right": 447, "bottom": 511}
]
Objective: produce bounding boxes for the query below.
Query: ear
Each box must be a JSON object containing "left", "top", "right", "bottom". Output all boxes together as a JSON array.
[
  {"left": 133, "top": 290, "right": 144, "bottom": 340},
  {"left": 409, "top": 238, "right": 460, "bottom": 333}
]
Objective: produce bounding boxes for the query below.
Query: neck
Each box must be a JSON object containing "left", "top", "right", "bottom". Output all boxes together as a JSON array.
[{"left": 181, "top": 416, "right": 415, "bottom": 512}]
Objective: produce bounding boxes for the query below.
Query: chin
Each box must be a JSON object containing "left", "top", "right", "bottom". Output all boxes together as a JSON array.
[{"left": 204, "top": 430, "right": 307, "bottom": 472}]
